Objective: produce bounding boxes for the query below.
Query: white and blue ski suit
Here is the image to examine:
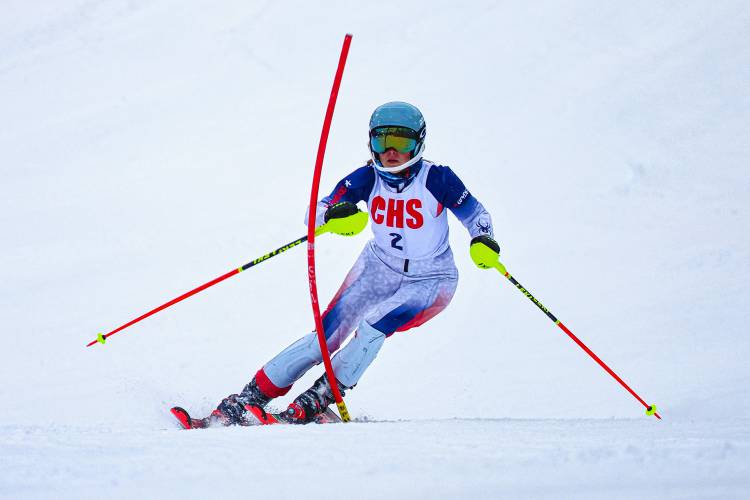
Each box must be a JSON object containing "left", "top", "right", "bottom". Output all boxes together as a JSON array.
[{"left": 255, "top": 159, "right": 494, "bottom": 397}]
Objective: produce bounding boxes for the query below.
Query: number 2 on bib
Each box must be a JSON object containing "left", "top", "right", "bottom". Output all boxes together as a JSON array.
[{"left": 389, "top": 233, "right": 403, "bottom": 251}]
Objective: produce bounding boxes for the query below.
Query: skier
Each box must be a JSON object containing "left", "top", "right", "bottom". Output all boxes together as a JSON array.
[{"left": 211, "top": 101, "right": 499, "bottom": 424}]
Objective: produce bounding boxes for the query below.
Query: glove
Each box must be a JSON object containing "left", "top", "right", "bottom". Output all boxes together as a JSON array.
[
  {"left": 323, "top": 202, "right": 368, "bottom": 236},
  {"left": 324, "top": 201, "right": 359, "bottom": 222},
  {"left": 470, "top": 235, "right": 500, "bottom": 269}
]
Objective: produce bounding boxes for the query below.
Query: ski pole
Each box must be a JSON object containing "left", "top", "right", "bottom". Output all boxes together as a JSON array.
[
  {"left": 491, "top": 260, "right": 661, "bottom": 419},
  {"left": 86, "top": 225, "right": 332, "bottom": 348},
  {"left": 307, "top": 34, "right": 353, "bottom": 422}
]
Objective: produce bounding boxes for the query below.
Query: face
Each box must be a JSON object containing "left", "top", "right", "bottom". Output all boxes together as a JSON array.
[{"left": 378, "top": 148, "right": 412, "bottom": 169}]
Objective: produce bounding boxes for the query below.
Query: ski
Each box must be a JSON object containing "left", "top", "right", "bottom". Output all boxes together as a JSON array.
[
  {"left": 245, "top": 405, "right": 342, "bottom": 425},
  {"left": 170, "top": 405, "right": 341, "bottom": 430},
  {"left": 170, "top": 406, "right": 210, "bottom": 429}
]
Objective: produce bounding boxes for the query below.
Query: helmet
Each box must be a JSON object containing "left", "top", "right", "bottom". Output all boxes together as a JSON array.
[{"left": 368, "top": 102, "right": 426, "bottom": 187}]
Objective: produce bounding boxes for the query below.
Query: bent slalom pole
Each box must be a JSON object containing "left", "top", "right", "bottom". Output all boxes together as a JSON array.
[
  {"left": 86, "top": 225, "right": 332, "bottom": 348},
  {"left": 307, "top": 34, "right": 353, "bottom": 422},
  {"left": 491, "top": 259, "right": 661, "bottom": 419}
]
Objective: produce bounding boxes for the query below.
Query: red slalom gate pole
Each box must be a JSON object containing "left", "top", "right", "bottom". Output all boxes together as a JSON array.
[
  {"left": 491, "top": 260, "right": 661, "bottom": 419},
  {"left": 307, "top": 34, "right": 353, "bottom": 422}
]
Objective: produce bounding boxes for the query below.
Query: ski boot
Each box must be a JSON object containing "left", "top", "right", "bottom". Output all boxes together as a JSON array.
[
  {"left": 210, "top": 377, "right": 271, "bottom": 426},
  {"left": 280, "top": 374, "right": 348, "bottom": 424}
]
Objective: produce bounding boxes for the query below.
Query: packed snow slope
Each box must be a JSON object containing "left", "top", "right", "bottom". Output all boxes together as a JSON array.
[
  {"left": 2, "top": 419, "right": 748, "bottom": 500},
  {"left": 1, "top": 1, "right": 749, "bottom": 498}
]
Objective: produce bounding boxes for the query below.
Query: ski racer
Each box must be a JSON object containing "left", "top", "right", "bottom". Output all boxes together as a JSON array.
[{"left": 211, "top": 101, "right": 499, "bottom": 424}]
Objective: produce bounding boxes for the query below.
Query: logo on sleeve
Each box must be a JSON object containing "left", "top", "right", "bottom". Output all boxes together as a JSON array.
[
  {"left": 330, "top": 184, "right": 348, "bottom": 205},
  {"left": 455, "top": 189, "right": 469, "bottom": 206}
]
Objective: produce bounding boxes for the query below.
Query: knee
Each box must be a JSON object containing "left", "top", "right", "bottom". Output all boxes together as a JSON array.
[
  {"left": 295, "top": 332, "right": 325, "bottom": 363},
  {"left": 356, "top": 321, "right": 386, "bottom": 345},
  {"left": 307, "top": 330, "right": 343, "bottom": 360}
]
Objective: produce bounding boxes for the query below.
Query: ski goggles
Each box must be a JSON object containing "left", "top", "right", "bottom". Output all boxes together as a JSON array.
[{"left": 369, "top": 126, "right": 419, "bottom": 154}]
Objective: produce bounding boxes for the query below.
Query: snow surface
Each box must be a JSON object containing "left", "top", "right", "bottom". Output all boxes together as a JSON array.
[
  {"left": 2, "top": 419, "right": 748, "bottom": 499},
  {"left": 1, "top": 1, "right": 749, "bottom": 498}
]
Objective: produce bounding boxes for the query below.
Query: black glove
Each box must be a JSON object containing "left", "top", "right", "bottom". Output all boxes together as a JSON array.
[
  {"left": 324, "top": 202, "right": 359, "bottom": 222},
  {"left": 469, "top": 235, "right": 500, "bottom": 269},
  {"left": 470, "top": 235, "right": 500, "bottom": 253}
]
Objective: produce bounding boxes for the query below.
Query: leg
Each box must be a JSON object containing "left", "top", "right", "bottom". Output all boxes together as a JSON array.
[
  {"left": 331, "top": 321, "right": 386, "bottom": 388},
  {"left": 331, "top": 274, "right": 457, "bottom": 387},
  {"left": 367, "top": 275, "right": 458, "bottom": 336},
  {"left": 258, "top": 242, "right": 402, "bottom": 394},
  {"left": 280, "top": 321, "right": 387, "bottom": 423},
  {"left": 283, "top": 273, "right": 458, "bottom": 423},
  {"left": 212, "top": 243, "right": 400, "bottom": 425}
]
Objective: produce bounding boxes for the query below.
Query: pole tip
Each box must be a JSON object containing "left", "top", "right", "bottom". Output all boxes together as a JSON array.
[
  {"left": 646, "top": 404, "right": 657, "bottom": 416},
  {"left": 97, "top": 333, "right": 106, "bottom": 345}
]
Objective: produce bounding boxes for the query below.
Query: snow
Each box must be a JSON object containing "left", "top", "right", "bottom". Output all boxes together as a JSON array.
[
  {"left": 2, "top": 0, "right": 750, "bottom": 498},
  {"left": 2, "top": 419, "right": 749, "bottom": 499}
]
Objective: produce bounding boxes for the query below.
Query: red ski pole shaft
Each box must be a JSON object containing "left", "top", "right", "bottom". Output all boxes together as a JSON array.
[
  {"left": 86, "top": 232, "right": 320, "bottom": 347},
  {"left": 307, "top": 34, "right": 353, "bottom": 422},
  {"left": 493, "top": 261, "right": 661, "bottom": 419}
]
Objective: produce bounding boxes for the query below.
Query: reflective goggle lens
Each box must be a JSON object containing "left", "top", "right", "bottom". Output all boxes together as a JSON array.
[{"left": 370, "top": 127, "right": 418, "bottom": 154}]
